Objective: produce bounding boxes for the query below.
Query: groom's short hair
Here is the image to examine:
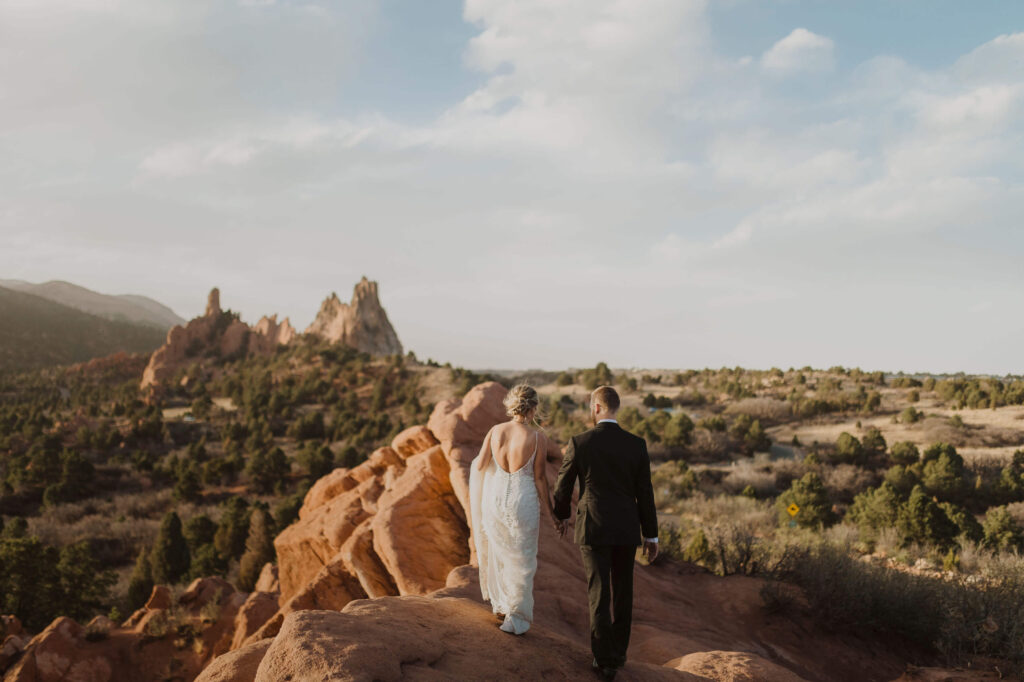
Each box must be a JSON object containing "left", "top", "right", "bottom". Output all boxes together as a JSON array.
[{"left": 591, "top": 386, "right": 620, "bottom": 412}]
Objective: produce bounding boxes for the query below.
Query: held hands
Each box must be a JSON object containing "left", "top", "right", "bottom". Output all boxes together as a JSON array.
[
  {"left": 642, "top": 540, "right": 659, "bottom": 563},
  {"left": 553, "top": 518, "right": 569, "bottom": 538}
]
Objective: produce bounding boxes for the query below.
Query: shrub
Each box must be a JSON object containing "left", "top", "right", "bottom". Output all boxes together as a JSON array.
[
  {"left": 579, "top": 362, "right": 614, "bottom": 391},
  {"left": 652, "top": 461, "right": 697, "bottom": 506},
  {"left": 682, "top": 529, "right": 711, "bottom": 564},
  {"left": 861, "top": 427, "right": 886, "bottom": 454},
  {"left": 189, "top": 543, "right": 226, "bottom": 580},
  {"left": 662, "top": 413, "right": 694, "bottom": 448},
  {"left": 247, "top": 447, "right": 290, "bottom": 494},
  {"left": 848, "top": 482, "right": 902, "bottom": 542},
  {"left": 900, "top": 406, "right": 923, "bottom": 424},
  {"left": 765, "top": 543, "right": 1024, "bottom": 670},
  {"left": 287, "top": 411, "right": 325, "bottom": 441},
  {"left": 884, "top": 464, "right": 919, "bottom": 496},
  {"left": 921, "top": 444, "right": 966, "bottom": 501},
  {"left": 299, "top": 443, "right": 334, "bottom": 480},
  {"left": 889, "top": 441, "right": 920, "bottom": 466},
  {"left": 897, "top": 486, "right": 958, "bottom": 550},
  {"left": 940, "top": 502, "right": 983, "bottom": 544},
  {"left": 696, "top": 416, "right": 726, "bottom": 432},
  {"left": 777, "top": 473, "right": 836, "bottom": 529},
  {"left": 982, "top": 506, "right": 1024, "bottom": 553},
  {"left": 834, "top": 432, "right": 864, "bottom": 465}
]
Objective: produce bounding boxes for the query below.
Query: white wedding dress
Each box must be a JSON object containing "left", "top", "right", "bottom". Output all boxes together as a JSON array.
[{"left": 469, "top": 431, "right": 540, "bottom": 635}]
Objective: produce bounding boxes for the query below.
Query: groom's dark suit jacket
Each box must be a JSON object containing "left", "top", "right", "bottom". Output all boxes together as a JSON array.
[{"left": 553, "top": 421, "right": 658, "bottom": 546}]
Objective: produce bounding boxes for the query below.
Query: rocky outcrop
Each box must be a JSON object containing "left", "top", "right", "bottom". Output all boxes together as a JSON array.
[
  {"left": 262, "top": 430, "right": 468, "bottom": 647},
  {"left": 253, "top": 600, "right": 696, "bottom": 682},
  {"left": 426, "top": 381, "right": 508, "bottom": 532},
  {"left": 3, "top": 579, "right": 244, "bottom": 682},
  {"left": 194, "top": 640, "right": 271, "bottom": 682},
  {"left": 229, "top": 566, "right": 279, "bottom": 651},
  {"left": 140, "top": 288, "right": 295, "bottom": 391},
  {"left": 304, "top": 277, "right": 402, "bottom": 356},
  {"left": 141, "top": 278, "right": 400, "bottom": 392},
  {"left": 249, "top": 315, "right": 296, "bottom": 355}
]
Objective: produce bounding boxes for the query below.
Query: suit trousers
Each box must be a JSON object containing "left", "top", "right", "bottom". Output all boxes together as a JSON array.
[{"left": 579, "top": 544, "right": 636, "bottom": 669}]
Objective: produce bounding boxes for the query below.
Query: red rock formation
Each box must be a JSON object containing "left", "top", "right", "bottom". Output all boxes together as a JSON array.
[
  {"left": 229, "top": 565, "right": 279, "bottom": 651},
  {"left": 304, "top": 277, "right": 403, "bottom": 356},
  {"left": 253, "top": 600, "right": 696, "bottom": 682},
  {"left": 140, "top": 288, "right": 294, "bottom": 392},
  {"left": 194, "top": 640, "right": 271, "bottom": 682},
  {"left": 426, "top": 381, "right": 508, "bottom": 533},
  {"left": 3, "top": 579, "right": 244, "bottom": 682},
  {"left": 249, "top": 315, "right": 296, "bottom": 355},
  {"left": 262, "top": 432, "right": 466, "bottom": 648}
]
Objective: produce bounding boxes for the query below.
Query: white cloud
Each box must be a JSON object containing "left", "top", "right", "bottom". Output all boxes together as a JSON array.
[
  {"left": 761, "top": 28, "right": 835, "bottom": 74},
  {"left": 2, "top": 2, "right": 1024, "bottom": 372}
]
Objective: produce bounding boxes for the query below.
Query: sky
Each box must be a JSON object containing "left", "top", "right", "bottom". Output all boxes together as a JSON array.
[{"left": 2, "top": 0, "right": 1023, "bottom": 374}]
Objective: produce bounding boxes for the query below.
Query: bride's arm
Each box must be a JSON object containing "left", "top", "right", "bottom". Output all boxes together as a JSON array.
[
  {"left": 533, "top": 431, "right": 556, "bottom": 519},
  {"left": 476, "top": 427, "right": 494, "bottom": 471}
]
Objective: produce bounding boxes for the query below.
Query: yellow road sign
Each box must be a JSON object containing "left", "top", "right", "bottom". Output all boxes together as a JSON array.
[{"left": 786, "top": 503, "right": 800, "bottom": 517}]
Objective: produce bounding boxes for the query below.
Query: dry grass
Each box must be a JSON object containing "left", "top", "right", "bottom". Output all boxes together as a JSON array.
[
  {"left": 724, "top": 397, "right": 792, "bottom": 423},
  {"left": 768, "top": 402, "right": 1024, "bottom": 465},
  {"left": 27, "top": 490, "right": 222, "bottom": 565},
  {"left": 721, "top": 456, "right": 779, "bottom": 497},
  {"left": 821, "top": 464, "right": 878, "bottom": 504}
]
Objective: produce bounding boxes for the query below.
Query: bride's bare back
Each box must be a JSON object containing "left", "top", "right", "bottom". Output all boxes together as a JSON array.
[{"left": 490, "top": 421, "right": 540, "bottom": 473}]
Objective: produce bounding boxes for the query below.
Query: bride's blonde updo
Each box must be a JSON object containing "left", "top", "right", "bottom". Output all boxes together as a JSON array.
[{"left": 503, "top": 383, "right": 540, "bottom": 420}]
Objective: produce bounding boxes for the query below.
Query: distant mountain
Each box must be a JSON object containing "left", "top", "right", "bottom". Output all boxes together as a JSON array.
[
  {"left": 0, "top": 286, "right": 168, "bottom": 373},
  {"left": 0, "top": 279, "right": 184, "bottom": 329}
]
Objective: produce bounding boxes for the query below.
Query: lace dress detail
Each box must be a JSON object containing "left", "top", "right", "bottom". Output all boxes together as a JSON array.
[{"left": 469, "top": 431, "right": 540, "bottom": 635}]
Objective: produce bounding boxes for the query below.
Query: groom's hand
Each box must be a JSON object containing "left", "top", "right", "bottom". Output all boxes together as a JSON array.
[
  {"left": 642, "top": 540, "right": 659, "bottom": 563},
  {"left": 553, "top": 519, "right": 568, "bottom": 537}
]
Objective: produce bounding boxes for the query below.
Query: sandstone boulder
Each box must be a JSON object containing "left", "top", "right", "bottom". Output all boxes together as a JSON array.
[
  {"left": 144, "top": 585, "right": 172, "bottom": 611},
  {"left": 426, "top": 381, "right": 508, "bottom": 521},
  {"left": 195, "top": 639, "right": 272, "bottom": 682},
  {"left": 4, "top": 617, "right": 112, "bottom": 682},
  {"left": 371, "top": 446, "right": 468, "bottom": 595},
  {"left": 298, "top": 467, "right": 357, "bottom": 519},
  {"left": 254, "top": 563, "right": 279, "bottom": 594},
  {"left": 0, "top": 634, "right": 28, "bottom": 674},
  {"left": 390, "top": 424, "right": 439, "bottom": 458},
  {"left": 179, "top": 577, "right": 236, "bottom": 614},
  {"left": 229, "top": 592, "right": 279, "bottom": 651}
]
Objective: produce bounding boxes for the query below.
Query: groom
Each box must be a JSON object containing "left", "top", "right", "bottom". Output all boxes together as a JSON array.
[{"left": 553, "top": 386, "right": 659, "bottom": 681}]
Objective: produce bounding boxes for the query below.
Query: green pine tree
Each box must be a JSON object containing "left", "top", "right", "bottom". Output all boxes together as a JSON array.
[
  {"left": 126, "top": 546, "right": 154, "bottom": 610},
  {"left": 150, "top": 512, "right": 190, "bottom": 585},
  {"left": 237, "top": 507, "right": 276, "bottom": 591}
]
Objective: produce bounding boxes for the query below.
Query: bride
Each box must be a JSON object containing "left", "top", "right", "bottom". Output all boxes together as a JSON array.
[{"left": 469, "top": 384, "right": 558, "bottom": 635}]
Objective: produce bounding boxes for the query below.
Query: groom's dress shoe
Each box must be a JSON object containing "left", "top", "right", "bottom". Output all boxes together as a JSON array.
[{"left": 592, "top": 659, "right": 617, "bottom": 680}]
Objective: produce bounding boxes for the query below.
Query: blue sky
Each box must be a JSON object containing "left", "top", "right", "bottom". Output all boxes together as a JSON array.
[{"left": 1, "top": 0, "right": 1023, "bottom": 374}]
